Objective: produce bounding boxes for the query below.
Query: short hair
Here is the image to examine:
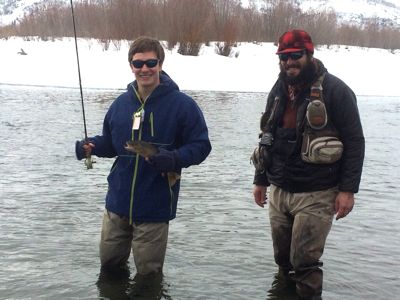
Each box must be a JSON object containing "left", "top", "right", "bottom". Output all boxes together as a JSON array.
[{"left": 128, "top": 36, "right": 165, "bottom": 65}]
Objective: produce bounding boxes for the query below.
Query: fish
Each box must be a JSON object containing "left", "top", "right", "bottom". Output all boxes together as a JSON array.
[
  {"left": 165, "top": 172, "right": 181, "bottom": 188},
  {"left": 125, "top": 140, "right": 158, "bottom": 158},
  {"left": 124, "top": 140, "right": 181, "bottom": 187}
]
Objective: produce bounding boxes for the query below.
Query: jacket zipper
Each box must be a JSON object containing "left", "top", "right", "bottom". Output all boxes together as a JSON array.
[
  {"left": 129, "top": 125, "right": 143, "bottom": 225},
  {"left": 129, "top": 87, "right": 174, "bottom": 221},
  {"left": 149, "top": 111, "right": 154, "bottom": 137},
  {"left": 129, "top": 88, "right": 146, "bottom": 224}
]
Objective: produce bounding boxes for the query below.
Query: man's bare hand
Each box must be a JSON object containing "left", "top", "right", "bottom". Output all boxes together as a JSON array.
[
  {"left": 335, "top": 191, "right": 354, "bottom": 220},
  {"left": 253, "top": 185, "right": 267, "bottom": 208}
]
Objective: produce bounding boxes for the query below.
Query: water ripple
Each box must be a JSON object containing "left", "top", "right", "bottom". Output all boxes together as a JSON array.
[{"left": 1, "top": 87, "right": 399, "bottom": 299}]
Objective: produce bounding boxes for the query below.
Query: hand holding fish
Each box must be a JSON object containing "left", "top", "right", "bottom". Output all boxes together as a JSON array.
[
  {"left": 147, "top": 148, "right": 178, "bottom": 172},
  {"left": 124, "top": 140, "right": 181, "bottom": 186}
]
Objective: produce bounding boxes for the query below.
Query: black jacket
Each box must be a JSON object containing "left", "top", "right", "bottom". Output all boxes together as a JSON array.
[{"left": 254, "top": 60, "right": 365, "bottom": 193}]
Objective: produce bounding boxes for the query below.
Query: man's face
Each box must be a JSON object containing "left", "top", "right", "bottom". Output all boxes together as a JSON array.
[
  {"left": 130, "top": 51, "right": 162, "bottom": 91},
  {"left": 279, "top": 50, "right": 312, "bottom": 85}
]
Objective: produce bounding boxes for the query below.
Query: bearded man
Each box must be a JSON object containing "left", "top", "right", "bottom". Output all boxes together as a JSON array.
[{"left": 252, "top": 30, "right": 365, "bottom": 300}]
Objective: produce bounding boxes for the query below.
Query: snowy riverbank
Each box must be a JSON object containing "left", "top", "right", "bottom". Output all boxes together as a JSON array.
[{"left": 1, "top": 37, "right": 399, "bottom": 96}]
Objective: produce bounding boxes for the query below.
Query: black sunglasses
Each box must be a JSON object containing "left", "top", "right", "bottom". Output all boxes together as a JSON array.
[
  {"left": 278, "top": 50, "right": 305, "bottom": 62},
  {"left": 131, "top": 59, "right": 159, "bottom": 69}
]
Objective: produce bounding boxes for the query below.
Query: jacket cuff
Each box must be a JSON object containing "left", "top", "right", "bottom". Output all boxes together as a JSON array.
[
  {"left": 253, "top": 170, "right": 269, "bottom": 186},
  {"left": 75, "top": 140, "right": 86, "bottom": 160}
]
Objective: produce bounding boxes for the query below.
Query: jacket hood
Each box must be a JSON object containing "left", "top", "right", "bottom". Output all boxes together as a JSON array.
[
  {"left": 126, "top": 70, "right": 179, "bottom": 99},
  {"left": 314, "top": 58, "right": 327, "bottom": 78}
]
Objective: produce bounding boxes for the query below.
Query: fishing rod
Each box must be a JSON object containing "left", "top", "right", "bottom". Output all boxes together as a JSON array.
[{"left": 70, "top": 0, "right": 93, "bottom": 169}]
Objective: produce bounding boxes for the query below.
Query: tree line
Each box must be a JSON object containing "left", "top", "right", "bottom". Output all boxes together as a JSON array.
[{"left": 1, "top": 0, "right": 399, "bottom": 55}]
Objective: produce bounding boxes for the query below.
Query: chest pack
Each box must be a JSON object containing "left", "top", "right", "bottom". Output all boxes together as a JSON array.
[{"left": 301, "top": 74, "right": 344, "bottom": 164}]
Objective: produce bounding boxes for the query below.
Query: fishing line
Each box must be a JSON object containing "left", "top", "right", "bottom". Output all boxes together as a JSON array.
[{"left": 69, "top": 0, "right": 93, "bottom": 169}]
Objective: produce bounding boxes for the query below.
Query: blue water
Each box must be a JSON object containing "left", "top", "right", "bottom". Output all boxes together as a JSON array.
[{"left": 0, "top": 85, "right": 399, "bottom": 299}]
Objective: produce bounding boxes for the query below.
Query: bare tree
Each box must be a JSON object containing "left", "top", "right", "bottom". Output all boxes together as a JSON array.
[{"left": 1, "top": 0, "right": 399, "bottom": 51}]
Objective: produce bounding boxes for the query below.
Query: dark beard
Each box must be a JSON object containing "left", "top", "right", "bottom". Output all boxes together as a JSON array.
[{"left": 279, "top": 57, "right": 316, "bottom": 85}]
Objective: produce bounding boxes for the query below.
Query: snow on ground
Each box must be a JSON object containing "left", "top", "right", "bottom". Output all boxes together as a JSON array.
[{"left": 0, "top": 37, "right": 399, "bottom": 96}]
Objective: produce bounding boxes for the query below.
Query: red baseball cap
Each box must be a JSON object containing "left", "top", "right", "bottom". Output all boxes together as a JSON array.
[{"left": 276, "top": 29, "right": 314, "bottom": 54}]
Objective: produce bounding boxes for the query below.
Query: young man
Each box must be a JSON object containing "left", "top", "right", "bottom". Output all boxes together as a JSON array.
[
  {"left": 76, "top": 36, "right": 211, "bottom": 275},
  {"left": 252, "top": 30, "right": 365, "bottom": 299}
]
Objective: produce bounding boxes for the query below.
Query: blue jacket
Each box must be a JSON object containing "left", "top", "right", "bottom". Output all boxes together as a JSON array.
[{"left": 89, "top": 73, "right": 211, "bottom": 223}]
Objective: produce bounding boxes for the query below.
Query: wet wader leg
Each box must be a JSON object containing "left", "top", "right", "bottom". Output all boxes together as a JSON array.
[
  {"left": 99, "top": 210, "right": 133, "bottom": 268},
  {"left": 290, "top": 189, "right": 336, "bottom": 299},
  {"left": 132, "top": 222, "right": 169, "bottom": 275},
  {"left": 269, "top": 185, "right": 294, "bottom": 276}
]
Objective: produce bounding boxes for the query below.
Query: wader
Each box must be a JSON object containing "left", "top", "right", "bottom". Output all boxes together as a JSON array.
[
  {"left": 269, "top": 184, "right": 336, "bottom": 299},
  {"left": 99, "top": 210, "right": 169, "bottom": 275}
]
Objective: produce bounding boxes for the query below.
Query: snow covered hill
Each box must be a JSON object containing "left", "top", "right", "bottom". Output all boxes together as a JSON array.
[
  {"left": 298, "top": 0, "right": 400, "bottom": 28},
  {"left": 0, "top": 0, "right": 39, "bottom": 25}
]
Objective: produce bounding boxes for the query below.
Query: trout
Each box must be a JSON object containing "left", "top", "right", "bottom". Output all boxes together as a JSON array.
[{"left": 124, "top": 140, "right": 181, "bottom": 187}]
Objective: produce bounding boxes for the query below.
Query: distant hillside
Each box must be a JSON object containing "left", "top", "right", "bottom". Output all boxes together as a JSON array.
[
  {"left": 243, "top": 0, "right": 400, "bottom": 28},
  {"left": 0, "top": 0, "right": 39, "bottom": 25},
  {"left": 297, "top": 0, "right": 400, "bottom": 28}
]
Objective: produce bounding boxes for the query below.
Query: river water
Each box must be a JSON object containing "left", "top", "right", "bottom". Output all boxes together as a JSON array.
[{"left": 0, "top": 85, "right": 399, "bottom": 300}]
